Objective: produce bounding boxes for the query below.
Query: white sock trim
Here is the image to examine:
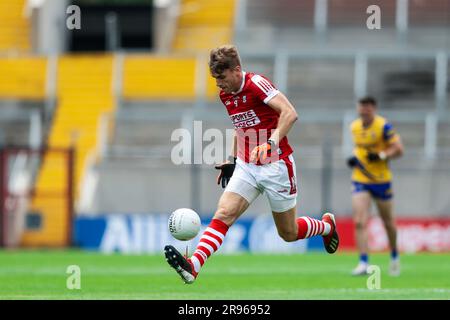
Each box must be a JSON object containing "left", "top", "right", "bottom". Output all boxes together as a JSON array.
[
  {"left": 191, "top": 256, "right": 201, "bottom": 273},
  {"left": 205, "top": 227, "right": 225, "bottom": 241},
  {"left": 202, "top": 234, "right": 221, "bottom": 249},
  {"left": 303, "top": 217, "right": 312, "bottom": 238},
  {"left": 323, "top": 222, "right": 331, "bottom": 235},
  {"left": 196, "top": 249, "right": 208, "bottom": 261},
  {"left": 198, "top": 242, "right": 215, "bottom": 255}
]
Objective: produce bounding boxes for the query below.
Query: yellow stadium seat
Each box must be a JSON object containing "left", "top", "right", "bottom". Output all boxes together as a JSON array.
[
  {"left": 0, "top": 57, "right": 47, "bottom": 99},
  {"left": 123, "top": 56, "right": 197, "bottom": 99},
  {"left": 173, "top": 0, "right": 235, "bottom": 54},
  {"left": 0, "top": 0, "right": 30, "bottom": 52}
]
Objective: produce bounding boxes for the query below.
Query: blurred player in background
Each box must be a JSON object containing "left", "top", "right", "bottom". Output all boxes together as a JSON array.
[
  {"left": 165, "top": 44, "right": 339, "bottom": 284},
  {"left": 347, "top": 96, "right": 404, "bottom": 276}
]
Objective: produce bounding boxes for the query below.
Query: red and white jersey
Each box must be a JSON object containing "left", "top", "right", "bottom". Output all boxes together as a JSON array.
[{"left": 219, "top": 71, "right": 294, "bottom": 164}]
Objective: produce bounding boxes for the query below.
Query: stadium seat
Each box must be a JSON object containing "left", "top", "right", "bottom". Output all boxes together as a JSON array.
[
  {"left": 123, "top": 55, "right": 217, "bottom": 101},
  {"left": 173, "top": 0, "right": 235, "bottom": 53},
  {"left": 0, "top": 58, "right": 47, "bottom": 100},
  {"left": 123, "top": 56, "right": 197, "bottom": 99},
  {"left": 0, "top": 0, "right": 30, "bottom": 52}
]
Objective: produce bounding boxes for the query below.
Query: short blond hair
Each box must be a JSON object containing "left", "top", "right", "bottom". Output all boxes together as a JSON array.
[{"left": 209, "top": 45, "right": 241, "bottom": 76}]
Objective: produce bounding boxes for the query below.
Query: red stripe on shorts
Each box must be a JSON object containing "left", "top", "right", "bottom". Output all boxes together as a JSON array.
[{"left": 282, "top": 156, "right": 297, "bottom": 195}]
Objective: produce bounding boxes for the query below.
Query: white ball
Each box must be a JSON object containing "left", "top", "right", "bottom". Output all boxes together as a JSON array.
[{"left": 168, "top": 208, "right": 201, "bottom": 241}]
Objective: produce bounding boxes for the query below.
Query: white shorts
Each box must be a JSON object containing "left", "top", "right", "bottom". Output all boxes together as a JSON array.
[{"left": 225, "top": 154, "right": 298, "bottom": 213}]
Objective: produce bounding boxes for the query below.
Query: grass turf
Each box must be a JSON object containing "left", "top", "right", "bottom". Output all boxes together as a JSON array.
[{"left": 0, "top": 250, "right": 448, "bottom": 300}]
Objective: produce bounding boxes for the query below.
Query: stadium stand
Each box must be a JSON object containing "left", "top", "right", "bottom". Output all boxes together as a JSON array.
[
  {"left": 173, "top": 0, "right": 235, "bottom": 53},
  {"left": 245, "top": 0, "right": 315, "bottom": 27},
  {"left": 122, "top": 55, "right": 217, "bottom": 101},
  {"left": 92, "top": 0, "right": 449, "bottom": 218},
  {"left": 0, "top": 0, "right": 30, "bottom": 52},
  {"left": 0, "top": 56, "right": 47, "bottom": 147},
  {"left": 409, "top": 0, "right": 450, "bottom": 25},
  {"left": 239, "top": 0, "right": 449, "bottom": 52},
  {"left": 22, "top": 54, "right": 114, "bottom": 246},
  {"left": 0, "top": 57, "right": 47, "bottom": 100},
  {"left": 328, "top": 0, "right": 396, "bottom": 26},
  {"left": 0, "top": 105, "right": 35, "bottom": 146},
  {"left": 47, "top": 55, "right": 114, "bottom": 195},
  {"left": 0, "top": 1, "right": 449, "bottom": 248},
  {"left": 123, "top": 56, "right": 198, "bottom": 99},
  {"left": 22, "top": 148, "right": 73, "bottom": 247}
]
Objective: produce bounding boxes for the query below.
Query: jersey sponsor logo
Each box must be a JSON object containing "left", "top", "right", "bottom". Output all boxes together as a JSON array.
[{"left": 230, "top": 109, "right": 261, "bottom": 128}]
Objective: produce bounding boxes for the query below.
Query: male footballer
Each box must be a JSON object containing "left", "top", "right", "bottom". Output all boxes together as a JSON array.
[
  {"left": 347, "top": 96, "right": 404, "bottom": 276},
  {"left": 165, "top": 45, "right": 339, "bottom": 284}
]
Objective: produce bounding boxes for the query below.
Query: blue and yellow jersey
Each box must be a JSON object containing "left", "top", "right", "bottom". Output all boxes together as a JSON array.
[{"left": 350, "top": 115, "right": 399, "bottom": 183}]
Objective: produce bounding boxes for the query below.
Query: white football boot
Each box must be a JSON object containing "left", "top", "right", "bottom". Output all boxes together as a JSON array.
[
  {"left": 351, "top": 262, "right": 369, "bottom": 276},
  {"left": 389, "top": 258, "right": 401, "bottom": 276}
]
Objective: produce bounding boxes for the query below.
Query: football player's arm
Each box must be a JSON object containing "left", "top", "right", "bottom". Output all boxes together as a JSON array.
[
  {"left": 383, "top": 134, "right": 404, "bottom": 159},
  {"left": 249, "top": 92, "right": 298, "bottom": 162},
  {"left": 265, "top": 92, "right": 298, "bottom": 145},
  {"left": 368, "top": 123, "right": 404, "bottom": 162},
  {"left": 231, "top": 129, "right": 237, "bottom": 158},
  {"left": 215, "top": 130, "right": 237, "bottom": 187},
  {"left": 346, "top": 125, "right": 358, "bottom": 168}
]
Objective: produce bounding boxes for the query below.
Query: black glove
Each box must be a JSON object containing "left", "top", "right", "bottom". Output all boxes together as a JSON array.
[
  {"left": 347, "top": 156, "right": 358, "bottom": 168},
  {"left": 367, "top": 152, "right": 381, "bottom": 162},
  {"left": 215, "top": 158, "right": 236, "bottom": 188}
]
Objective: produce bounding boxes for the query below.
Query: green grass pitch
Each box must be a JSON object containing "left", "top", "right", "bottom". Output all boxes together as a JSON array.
[{"left": 0, "top": 250, "right": 448, "bottom": 300}]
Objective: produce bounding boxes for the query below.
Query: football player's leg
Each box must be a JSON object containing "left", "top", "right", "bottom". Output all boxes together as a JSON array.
[
  {"left": 165, "top": 160, "right": 260, "bottom": 284},
  {"left": 351, "top": 189, "right": 371, "bottom": 274},
  {"left": 165, "top": 189, "right": 253, "bottom": 284},
  {"left": 375, "top": 198, "right": 397, "bottom": 252},
  {"left": 375, "top": 197, "right": 400, "bottom": 275},
  {"left": 271, "top": 207, "right": 338, "bottom": 253},
  {"left": 271, "top": 207, "right": 331, "bottom": 239},
  {"left": 271, "top": 206, "right": 298, "bottom": 242},
  {"left": 213, "top": 190, "right": 251, "bottom": 226},
  {"left": 261, "top": 155, "right": 337, "bottom": 251},
  {"left": 189, "top": 179, "right": 260, "bottom": 278}
]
